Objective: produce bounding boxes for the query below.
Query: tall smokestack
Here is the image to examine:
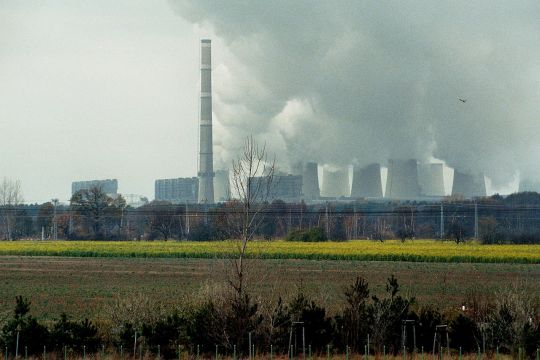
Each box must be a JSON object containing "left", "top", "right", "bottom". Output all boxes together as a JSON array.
[{"left": 198, "top": 39, "right": 214, "bottom": 204}]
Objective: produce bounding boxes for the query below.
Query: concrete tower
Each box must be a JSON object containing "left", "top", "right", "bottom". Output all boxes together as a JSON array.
[
  {"left": 198, "top": 39, "right": 214, "bottom": 204},
  {"left": 385, "top": 159, "right": 421, "bottom": 199},
  {"left": 321, "top": 167, "right": 350, "bottom": 198},
  {"left": 351, "top": 163, "right": 383, "bottom": 198},
  {"left": 452, "top": 170, "right": 486, "bottom": 198},
  {"left": 419, "top": 163, "right": 445, "bottom": 197},
  {"left": 302, "top": 162, "right": 320, "bottom": 200}
]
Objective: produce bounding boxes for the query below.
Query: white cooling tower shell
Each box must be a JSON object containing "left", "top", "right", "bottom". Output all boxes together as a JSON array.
[
  {"left": 452, "top": 170, "right": 486, "bottom": 198},
  {"left": 351, "top": 163, "right": 383, "bottom": 198},
  {"left": 214, "top": 169, "right": 230, "bottom": 202},
  {"left": 419, "top": 163, "right": 445, "bottom": 197},
  {"left": 321, "top": 167, "right": 350, "bottom": 198},
  {"left": 385, "top": 159, "right": 421, "bottom": 199}
]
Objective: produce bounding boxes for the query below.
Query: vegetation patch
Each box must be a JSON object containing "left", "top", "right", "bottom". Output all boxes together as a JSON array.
[{"left": 1, "top": 240, "right": 540, "bottom": 263}]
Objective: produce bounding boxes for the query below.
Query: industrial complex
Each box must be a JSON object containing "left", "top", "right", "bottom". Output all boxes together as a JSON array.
[{"left": 72, "top": 40, "right": 502, "bottom": 206}]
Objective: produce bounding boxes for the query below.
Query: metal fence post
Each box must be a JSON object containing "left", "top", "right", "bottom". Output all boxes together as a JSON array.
[
  {"left": 43, "top": 346, "right": 46, "bottom": 360},
  {"left": 83, "top": 345, "right": 86, "bottom": 360},
  {"left": 270, "top": 345, "right": 273, "bottom": 360},
  {"left": 326, "top": 344, "right": 330, "bottom": 360},
  {"left": 157, "top": 345, "right": 160, "bottom": 359},
  {"left": 233, "top": 345, "right": 236, "bottom": 360}
]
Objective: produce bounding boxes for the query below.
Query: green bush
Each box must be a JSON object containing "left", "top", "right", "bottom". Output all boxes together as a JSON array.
[{"left": 285, "top": 227, "right": 327, "bottom": 242}]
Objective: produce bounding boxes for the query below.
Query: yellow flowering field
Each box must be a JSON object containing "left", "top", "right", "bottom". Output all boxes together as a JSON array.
[{"left": 0, "top": 240, "right": 539, "bottom": 263}]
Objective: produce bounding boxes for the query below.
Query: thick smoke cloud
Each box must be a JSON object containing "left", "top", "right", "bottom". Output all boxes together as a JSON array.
[{"left": 171, "top": 1, "right": 540, "bottom": 186}]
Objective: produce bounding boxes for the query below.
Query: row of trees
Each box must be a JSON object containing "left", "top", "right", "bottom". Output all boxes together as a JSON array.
[
  {"left": 2, "top": 275, "right": 539, "bottom": 359},
  {"left": 4, "top": 192, "right": 540, "bottom": 243}
]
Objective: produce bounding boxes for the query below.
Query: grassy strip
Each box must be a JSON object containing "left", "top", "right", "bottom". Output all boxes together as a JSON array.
[{"left": 0, "top": 240, "right": 539, "bottom": 263}]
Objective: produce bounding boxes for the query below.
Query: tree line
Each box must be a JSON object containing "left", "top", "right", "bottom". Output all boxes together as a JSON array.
[{"left": 3, "top": 187, "right": 540, "bottom": 244}]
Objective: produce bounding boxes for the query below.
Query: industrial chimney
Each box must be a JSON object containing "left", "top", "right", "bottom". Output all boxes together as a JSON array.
[{"left": 198, "top": 39, "right": 214, "bottom": 204}]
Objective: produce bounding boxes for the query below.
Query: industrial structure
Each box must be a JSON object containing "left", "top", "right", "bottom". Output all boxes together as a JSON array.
[
  {"left": 197, "top": 39, "right": 214, "bottom": 204},
  {"left": 301, "top": 162, "right": 320, "bottom": 200},
  {"left": 385, "top": 159, "right": 421, "bottom": 199},
  {"left": 248, "top": 173, "right": 302, "bottom": 202},
  {"left": 350, "top": 163, "right": 383, "bottom": 198},
  {"left": 452, "top": 170, "right": 486, "bottom": 198},
  {"left": 321, "top": 167, "right": 350, "bottom": 198},
  {"left": 419, "top": 163, "right": 445, "bottom": 197},
  {"left": 214, "top": 169, "right": 230, "bottom": 202},
  {"left": 155, "top": 177, "right": 198, "bottom": 203},
  {"left": 72, "top": 179, "right": 118, "bottom": 196}
]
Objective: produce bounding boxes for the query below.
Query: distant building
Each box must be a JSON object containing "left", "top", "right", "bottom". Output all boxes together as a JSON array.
[
  {"left": 72, "top": 179, "right": 118, "bottom": 196},
  {"left": 250, "top": 174, "right": 303, "bottom": 202},
  {"left": 155, "top": 177, "right": 198, "bottom": 203}
]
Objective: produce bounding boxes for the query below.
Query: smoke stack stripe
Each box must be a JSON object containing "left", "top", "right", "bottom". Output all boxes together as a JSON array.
[{"left": 198, "top": 39, "right": 214, "bottom": 204}]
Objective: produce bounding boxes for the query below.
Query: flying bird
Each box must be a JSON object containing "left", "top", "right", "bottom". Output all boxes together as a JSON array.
[{"left": 459, "top": 98, "right": 467, "bottom": 103}]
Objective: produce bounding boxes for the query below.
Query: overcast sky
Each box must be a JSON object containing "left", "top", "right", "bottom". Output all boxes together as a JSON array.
[
  {"left": 1, "top": 1, "right": 207, "bottom": 203},
  {"left": 2, "top": 1, "right": 540, "bottom": 203}
]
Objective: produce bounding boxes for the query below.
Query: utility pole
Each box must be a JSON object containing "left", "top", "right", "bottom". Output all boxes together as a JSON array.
[
  {"left": 52, "top": 198, "right": 59, "bottom": 240},
  {"left": 474, "top": 201, "right": 479, "bottom": 239},
  {"left": 440, "top": 203, "right": 444, "bottom": 239}
]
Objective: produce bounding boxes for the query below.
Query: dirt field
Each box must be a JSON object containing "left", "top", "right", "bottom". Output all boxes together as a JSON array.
[{"left": 1, "top": 256, "right": 539, "bottom": 321}]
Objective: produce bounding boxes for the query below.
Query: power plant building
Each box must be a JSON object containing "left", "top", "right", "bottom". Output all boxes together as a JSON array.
[
  {"left": 321, "top": 167, "right": 350, "bottom": 198},
  {"left": 155, "top": 177, "right": 198, "bottom": 204},
  {"left": 351, "top": 163, "right": 383, "bottom": 198},
  {"left": 452, "top": 170, "right": 486, "bottom": 198},
  {"left": 197, "top": 39, "right": 214, "bottom": 204},
  {"left": 249, "top": 174, "right": 302, "bottom": 202},
  {"left": 214, "top": 169, "right": 230, "bottom": 202},
  {"left": 419, "top": 163, "right": 445, "bottom": 197},
  {"left": 72, "top": 179, "right": 118, "bottom": 196},
  {"left": 301, "top": 162, "right": 320, "bottom": 200},
  {"left": 385, "top": 159, "right": 421, "bottom": 199}
]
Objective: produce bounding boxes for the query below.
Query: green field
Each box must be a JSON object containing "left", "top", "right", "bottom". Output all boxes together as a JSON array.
[
  {"left": 1, "top": 240, "right": 540, "bottom": 263},
  {"left": 1, "top": 256, "right": 539, "bottom": 321}
]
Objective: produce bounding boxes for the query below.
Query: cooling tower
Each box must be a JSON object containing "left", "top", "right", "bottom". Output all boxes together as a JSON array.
[
  {"left": 214, "top": 169, "right": 230, "bottom": 202},
  {"left": 351, "top": 163, "right": 383, "bottom": 198},
  {"left": 302, "top": 162, "right": 320, "bottom": 199},
  {"left": 385, "top": 159, "right": 421, "bottom": 199},
  {"left": 197, "top": 39, "right": 214, "bottom": 204},
  {"left": 321, "top": 167, "right": 350, "bottom": 198},
  {"left": 452, "top": 170, "right": 486, "bottom": 198},
  {"left": 419, "top": 163, "right": 445, "bottom": 197}
]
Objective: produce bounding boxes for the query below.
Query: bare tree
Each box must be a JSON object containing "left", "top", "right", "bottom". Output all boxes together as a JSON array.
[
  {"left": 0, "top": 177, "right": 24, "bottom": 240},
  {"left": 228, "top": 135, "right": 275, "bottom": 297}
]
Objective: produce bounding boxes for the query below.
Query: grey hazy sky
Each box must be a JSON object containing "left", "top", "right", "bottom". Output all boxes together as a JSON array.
[
  {"left": 1, "top": 1, "right": 205, "bottom": 203},
  {"left": 2, "top": 1, "right": 540, "bottom": 203}
]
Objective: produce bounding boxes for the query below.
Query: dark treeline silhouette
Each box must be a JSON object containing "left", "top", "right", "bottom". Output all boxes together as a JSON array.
[
  {"left": 3, "top": 188, "right": 540, "bottom": 243},
  {"left": 1, "top": 276, "right": 539, "bottom": 359}
]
